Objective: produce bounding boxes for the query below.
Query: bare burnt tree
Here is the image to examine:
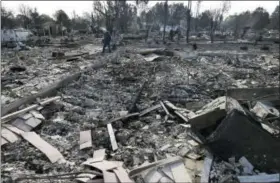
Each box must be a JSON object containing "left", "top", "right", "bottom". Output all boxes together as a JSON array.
[
  {"left": 1, "top": 7, "right": 17, "bottom": 29},
  {"left": 209, "top": 1, "right": 231, "bottom": 43},
  {"left": 18, "top": 4, "right": 32, "bottom": 28},
  {"left": 92, "top": 0, "right": 135, "bottom": 34},
  {"left": 194, "top": 0, "right": 202, "bottom": 32}
]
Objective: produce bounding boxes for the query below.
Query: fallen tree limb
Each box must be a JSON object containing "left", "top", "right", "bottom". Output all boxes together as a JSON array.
[
  {"left": 1, "top": 61, "right": 106, "bottom": 116},
  {"left": 1, "top": 96, "right": 60, "bottom": 123}
]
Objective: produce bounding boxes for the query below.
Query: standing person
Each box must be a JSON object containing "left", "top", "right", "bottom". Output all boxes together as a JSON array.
[
  {"left": 102, "top": 31, "right": 111, "bottom": 53},
  {"left": 192, "top": 43, "right": 197, "bottom": 50},
  {"left": 177, "top": 28, "right": 181, "bottom": 44},
  {"left": 169, "top": 29, "right": 174, "bottom": 41}
]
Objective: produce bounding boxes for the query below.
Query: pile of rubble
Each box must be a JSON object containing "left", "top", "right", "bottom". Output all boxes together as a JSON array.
[
  {"left": 2, "top": 90, "right": 280, "bottom": 182},
  {"left": 1, "top": 42, "right": 102, "bottom": 105},
  {"left": 1, "top": 37, "right": 280, "bottom": 182}
]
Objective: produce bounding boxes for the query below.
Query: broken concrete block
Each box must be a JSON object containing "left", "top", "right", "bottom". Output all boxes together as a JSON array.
[
  {"left": 196, "top": 96, "right": 245, "bottom": 115},
  {"left": 206, "top": 109, "right": 280, "bottom": 172},
  {"left": 189, "top": 108, "right": 226, "bottom": 130},
  {"left": 261, "top": 123, "right": 279, "bottom": 135},
  {"left": 190, "top": 96, "right": 244, "bottom": 130},
  {"left": 239, "top": 157, "right": 254, "bottom": 175},
  {"left": 251, "top": 101, "right": 280, "bottom": 119}
]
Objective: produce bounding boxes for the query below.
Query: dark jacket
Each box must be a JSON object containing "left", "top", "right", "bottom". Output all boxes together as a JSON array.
[{"left": 104, "top": 32, "right": 111, "bottom": 43}]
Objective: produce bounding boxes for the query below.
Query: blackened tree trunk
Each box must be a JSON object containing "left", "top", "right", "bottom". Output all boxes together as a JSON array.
[
  {"left": 186, "top": 9, "right": 191, "bottom": 43},
  {"left": 163, "top": 0, "right": 168, "bottom": 43},
  {"left": 210, "top": 19, "right": 214, "bottom": 43},
  {"left": 186, "top": 0, "right": 192, "bottom": 43}
]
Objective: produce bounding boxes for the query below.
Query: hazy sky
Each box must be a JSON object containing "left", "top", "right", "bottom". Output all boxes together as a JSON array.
[{"left": 2, "top": 1, "right": 279, "bottom": 18}]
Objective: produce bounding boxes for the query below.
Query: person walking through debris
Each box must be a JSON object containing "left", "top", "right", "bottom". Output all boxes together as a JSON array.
[
  {"left": 169, "top": 29, "right": 174, "bottom": 41},
  {"left": 102, "top": 31, "right": 111, "bottom": 53},
  {"left": 176, "top": 28, "right": 181, "bottom": 44},
  {"left": 193, "top": 43, "right": 197, "bottom": 50}
]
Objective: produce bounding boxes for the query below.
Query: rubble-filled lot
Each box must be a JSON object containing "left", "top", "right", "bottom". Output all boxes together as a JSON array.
[
  {"left": 1, "top": 37, "right": 102, "bottom": 104},
  {"left": 1, "top": 37, "right": 280, "bottom": 183}
]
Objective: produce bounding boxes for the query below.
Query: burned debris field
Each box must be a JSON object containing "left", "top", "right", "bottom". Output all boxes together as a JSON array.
[{"left": 1, "top": 1, "right": 280, "bottom": 183}]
